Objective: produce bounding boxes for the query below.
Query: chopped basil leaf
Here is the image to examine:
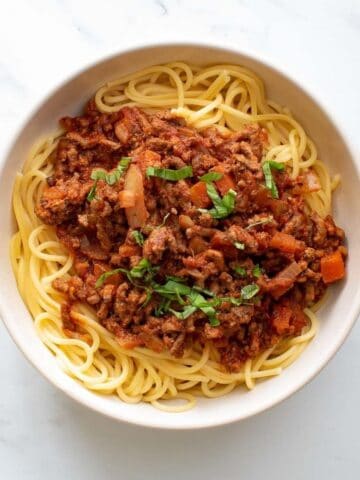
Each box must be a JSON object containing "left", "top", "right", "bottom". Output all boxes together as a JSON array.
[
  {"left": 170, "top": 305, "right": 197, "bottom": 320},
  {"left": 154, "top": 279, "right": 191, "bottom": 297},
  {"left": 90, "top": 170, "right": 107, "bottom": 181},
  {"left": 140, "top": 290, "right": 153, "bottom": 308},
  {"left": 267, "top": 160, "right": 285, "bottom": 171},
  {"left": 88, "top": 157, "right": 131, "bottom": 201},
  {"left": 188, "top": 291, "right": 218, "bottom": 322},
  {"left": 262, "top": 161, "right": 284, "bottom": 199},
  {"left": 91, "top": 157, "right": 131, "bottom": 185},
  {"left": 96, "top": 257, "right": 159, "bottom": 287},
  {"left": 209, "top": 316, "right": 220, "bottom": 327},
  {"left": 199, "top": 172, "right": 223, "bottom": 183},
  {"left": 146, "top": 166, "right": 193, "bottom": 181},
  {"left": 233, "top": 266, "right": 247, "bottom": 277},
  {"left": 234, "top": 241, "right": 245, "bottom": 250},
  {"left": 95, "top": 267, "right": 128, "bottom": 288},
  {"left": 165, "top": 275, "right": 187, "bottom": 283},
  {"left": 154, "top": 298, "right": 172, "bottom": 317},
  {"left": 117, "top": 156, "right": 132, "bottom": 176},
  {"left": 87, "top": 181, "right": 98, "bottom": 201},
  {"left": 204, "top": 183, "right": 236, "bottom": 219},
  {"left": 253, "top": 264, "right": 262, "bottom": 278},
  {"left": 211, "top": 296, "right": 242, "bottom": 307},
  {"left": 246, "top": 216, "right": 273, "bottom": 230},
  {"left": 241, "top": 284, "right": 260, "bottom": 300},
  {"left": 130, "top": 258, "right": 158, "bottom": 279},
  {"left": 192, "top": 285, "right": 216, "bottom": 297},
  {"left": 132, "top": 230, "right": 144, "bottom": 246}
]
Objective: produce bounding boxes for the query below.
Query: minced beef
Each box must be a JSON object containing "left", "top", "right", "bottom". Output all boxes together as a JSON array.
[{"left": 36, "top": 103, "right": 346, "bottom": 371}]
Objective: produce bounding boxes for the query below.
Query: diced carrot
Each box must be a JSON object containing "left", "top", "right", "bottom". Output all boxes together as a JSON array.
[
  {"left": 118, "top": 190, "right": 136, "bottom": 208},
  {"left": 190, "top": 181, "right": 212, "bottom": 208},
  {"left": 212, "top": 165, "right": 236, "bottom": 196},
  {"left": 178, "top": 214, "right": 194, "bottom": 229},
  {"left": 118, "top": 244, "right": 139, "bottom": 258},
  {"left": 270, "top": 231, "right": 304, "bottom": 254},
  {"left": 320, "top": 250, "right": 345, "bottom": 284}
]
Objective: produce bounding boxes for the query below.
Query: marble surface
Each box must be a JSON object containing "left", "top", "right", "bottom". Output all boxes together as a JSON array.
[{"left": 1, "top": 1, "right": 360, "bottom": 478}]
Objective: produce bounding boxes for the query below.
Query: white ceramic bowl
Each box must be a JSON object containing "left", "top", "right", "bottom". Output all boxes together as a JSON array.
[{"left": 0, "top": 41, "right": 359, "bottom": 429}]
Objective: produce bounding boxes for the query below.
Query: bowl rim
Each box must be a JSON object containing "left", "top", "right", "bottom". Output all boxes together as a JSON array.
[{"left": 0, "top": 38, "right": 359, "bottom": 430}]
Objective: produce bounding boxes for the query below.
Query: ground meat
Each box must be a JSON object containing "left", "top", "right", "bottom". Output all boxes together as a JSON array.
[
  {"left": 143, "top": 226, "right": 177, "bottom": 263},
  {"left": 36, "top": 104, "right": 346, "bottom": 371},
  {"left": 36, "top": 176, "right": 91, "bottom": 225}
]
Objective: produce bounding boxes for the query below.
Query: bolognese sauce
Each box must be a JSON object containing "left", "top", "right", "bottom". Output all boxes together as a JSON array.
[{"left": 35, "top": 103, "right": 346, "bottom": 371}]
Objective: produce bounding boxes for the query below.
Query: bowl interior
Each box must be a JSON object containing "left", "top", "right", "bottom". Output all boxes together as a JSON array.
[{"left": 0, "top": 43, "right": 359, "bottom": 429}]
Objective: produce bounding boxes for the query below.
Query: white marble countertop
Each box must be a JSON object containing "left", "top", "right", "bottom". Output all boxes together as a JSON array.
[{"left": 1, "top": 1, "right": 360, "bottom": 479}]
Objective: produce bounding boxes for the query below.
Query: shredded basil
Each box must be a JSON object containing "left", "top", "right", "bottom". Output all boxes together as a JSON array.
[
  {"left": 210, "top": 296, "right": 242, "bottom": 307},
  {"left": 87, "top": 157, "right": 131, "bottom": 201},
  {"left": 95, "top": 258, "right": 158, "bottom": 288},
  {"left": 153, "top": 279, "right": 191, "bottom": 297},
  {"left": 165, "top": 275, "right": 187, "bottom": 283},
  {"left": 234, "top": 266, "right": 247, "bottom": 277},
  {"left": 253, "top": 264, "right": 262, "bottom": 278},
  {"left": 192, "top": 285, "right": 216, "bottom": 297},
  {"left": 132, "top": 230, "right": 144, "bottom": 246},
  {"left": 95, "top": 267, "right": 129, "bottom": 288},
  {"left": 262, "top": 160, "right": 284, "bottom": 199},
  {"left": 202, "top": 183, "right": 237, "bottom": 219},
  {"left": 140, "top": 290, "right": 153, "bottom": 309},
  {"left": 241, "top": 284, "right": 260, "bottom": 300},
  {"left": 87, "top": 182, "right": 98, "bottom": 201},
  {"left": 199, "top": 172, "right": 223, "bottom": 183},
  {"left": 146, "top": 166, "right": 193, "bottom": 181},
  {"left": 96, "top": 261, "right": 259, "bottom": 327},
  {"left": 130, "top": 258, "right": 159, "bottom": 280},
  {"left": 170, "top": 305, "right": 197, "bottom": 320},
  {"left": 154, "top": 298, "right": 172, "bottom": 316}
]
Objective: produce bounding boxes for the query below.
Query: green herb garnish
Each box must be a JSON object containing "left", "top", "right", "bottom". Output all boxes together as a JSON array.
[
  {"left": 154, "top": 298, "right": 172, "bottom": 316},
  {"left": 234, "top": 266, "right": 247, "bottom": 277},
  {"left": 199, "top": 172, "right": 223, "bottom": 183},
  {"left": 241, "top": 284, "right": 260, "bottom": 300},
  {"left": 201, "top": 182, "right": 236, "bottom": 219},
  {"left": 87, "top": 157, "right": 131, "bottom": 201},
  {"left": 170, "top": 305, "right": 197, "bottom": 320},
  {"left": 95, "top": 258, "right": 158, "bottom": 288},
  {"left": 95, "top": 267, "right": 128, "bottom": 288},
  {"left": 87, "top": 183, "right": 98, "bottom": 201},
  {"left": 132, "top": 230, "right": 144, "bottom": 246},
  {"left": 146, "top": 166, "right": 193, "bottom": 181},
  {"left": 130, "top": 258, "right": 159, "bottom": 280},
  {"left": 252, "top": 264, "right": 262, "bottom": 278},
  {"left": 262, "top": 160, "right": 284, "bottom": 199}
]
